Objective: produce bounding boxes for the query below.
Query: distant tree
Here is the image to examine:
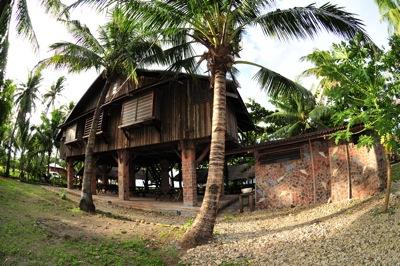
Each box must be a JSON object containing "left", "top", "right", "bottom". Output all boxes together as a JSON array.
[
  {"left": 267, "top": 89, "right": 332, "bottom": 138},
  {"left": 44, "top": 76, "right": 66, "bottom": 113},
  {"left": 4, "top": 70, "right": 42, "bottom": 177},
  {"left": 0, "top": 80, "right": 15, "bottom": 166},
  {"left": 239, "top": 99, "right": 276, "bottom": 146},
  {"left": 374, "top": 0, "right": 400, "bottom": 34},
  {"left": 303, "top": 34, "right": 400, "bottom": 212}
]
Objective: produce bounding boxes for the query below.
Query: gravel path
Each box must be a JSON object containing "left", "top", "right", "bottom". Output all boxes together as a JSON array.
[{"left": 182, "top": 191, "right": 400, "bottom": 265}]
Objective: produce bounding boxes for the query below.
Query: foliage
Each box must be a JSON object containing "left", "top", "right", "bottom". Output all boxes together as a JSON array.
[
  {"left": 303, "top": 34, "right": 400, "bottom": 153},
  {"left": 0, "top": 80, "right": 15, "bottom": 154},
  {"left": 43, "top": 76, "right": 66, "bottom": 112},
  {"left": 267, "top": 89, "right": 332, "bottom": 138},
  {"left": 375, "top": 0, "right": 400, "bottom": 34}
]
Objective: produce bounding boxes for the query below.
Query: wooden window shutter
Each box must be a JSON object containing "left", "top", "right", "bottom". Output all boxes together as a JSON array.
[
  {"left": 65, "top": 124, "right": 77, "bottom": 142},
  {"left": 83, "top": 112, "right": 103, "bottom": 137},
  {"left": 121, "top": 92, "right": 154, "bottom": 127}
]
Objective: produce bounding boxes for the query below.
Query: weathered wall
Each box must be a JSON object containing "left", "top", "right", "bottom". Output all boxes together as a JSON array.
[
  {"left": 329, "top": 142, "right": 386, "bottom": 201},
  {"left": 255, "top": 141, "right": 330, "bottom": 209},
  {"left": 255, "top": 140, "right": 386, "bottom": 209}
]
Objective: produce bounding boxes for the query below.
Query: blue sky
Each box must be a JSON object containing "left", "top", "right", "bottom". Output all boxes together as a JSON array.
[{"left": 5, "top": 0, "right": 391, "bottom": 114}]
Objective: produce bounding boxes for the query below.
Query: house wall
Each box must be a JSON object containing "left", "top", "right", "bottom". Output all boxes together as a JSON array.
[
  {"left": 255, "top": 140, "right": 330, "bottom": 209},
  {"left": 329, "top": 142, "right": 386, "bottom": 201},
  {"left": 60, "top": 77, "right": 239, "bottom": 158},
  {"left": 255, "top": 140, "right": 386, "bottom": 209}
]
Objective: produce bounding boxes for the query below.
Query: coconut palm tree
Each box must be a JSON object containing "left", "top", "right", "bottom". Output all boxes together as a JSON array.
[
  {"left": 375, "top": 0, "right": 400, "bottom": 34},
  {"left": 4, "top": 70, "right": 42, "bottom": 177},
  {"left": 40, "top": 8, "right": 191, "bottom": 212},
  {"left": 43, "top": 76, "right": 66, "bottom": 113},
  {"left": 101, "top": 0, "right": 369, "bottom": 248},
  {"left": 0, "top": 0, "right": 67, "bottom": 87}
]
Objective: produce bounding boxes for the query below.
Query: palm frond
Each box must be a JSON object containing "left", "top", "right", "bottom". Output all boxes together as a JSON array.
[
  {"left": 16, "top": 0, "right": 39, "bottom": 51},
  {"left": 254, "top": 3, "right": 369, "bottom": 42},
  {"left": 60, "top": 19, "right": 104, "bottom": 54},
  {"left": 235, "top": 60, "right": 309, "bottom": 98},
  {"left": 0, "top": 0, "right": 12, "bottom": 87}
]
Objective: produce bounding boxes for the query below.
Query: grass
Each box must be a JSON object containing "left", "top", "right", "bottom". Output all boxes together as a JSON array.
[{"left": 0, "top": 178, "right": 178, "bottom": 265}]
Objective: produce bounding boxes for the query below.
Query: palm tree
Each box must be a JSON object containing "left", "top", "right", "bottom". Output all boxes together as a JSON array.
[
  {"left": 267, "top": 90, "right": 331, "bottom": 138},
  {"left": 92, "top": 0, "right": 369, "bottom": 248},
  {"left": 43, "top": 76, "right": 66, "bottom": 113},
  {"left": 4, "top": 70, "right": 41, "bottom": 177},
  {"left": 40, "top": 9, "right": 189, "bottom": 212},
  {"left": 0, "top": 0, "right": 67, "bottom": 88},
  {"left": 375, "top": 0, "right": 400, "bottom": 34}
]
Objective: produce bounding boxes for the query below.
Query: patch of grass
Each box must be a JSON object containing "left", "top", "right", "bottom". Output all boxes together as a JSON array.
[
  {"left": 223, "top": 214, "right": 236, "bottom": 222},
  {"left": 0, "top": 178, "right": 177, "bottom": 265},
  {"left": 59, "top": 189, "right": 67, "bottom": 200},
  {"left": 181, "top": 217, "right": 194, "bottom": 231}
]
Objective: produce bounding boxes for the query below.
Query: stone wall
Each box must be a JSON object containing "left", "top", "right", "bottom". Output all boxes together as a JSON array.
[
  {"left": 255, "top": 140, "right": 330, "bottom": 209},
  {"left": 255, "top": 140, "right": 386, "bottom": 209},
  {"left": 329, "top": 142, "right": 386, "bottom": 201}
]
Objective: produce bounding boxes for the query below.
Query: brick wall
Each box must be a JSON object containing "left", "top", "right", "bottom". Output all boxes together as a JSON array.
[
  {"left": 255, "top": 140, "right": 330, "bottom": 209},
  {"left": 255, "top": 140, "right": 386, "bottom": 209}
]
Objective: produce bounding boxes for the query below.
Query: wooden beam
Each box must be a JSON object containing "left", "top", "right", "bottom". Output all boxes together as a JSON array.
[{"left": 196, "top": 145, "right": 210, "bottom": 164}]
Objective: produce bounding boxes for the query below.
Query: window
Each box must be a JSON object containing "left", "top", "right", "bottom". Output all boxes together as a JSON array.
[
  {"left": 120, "top": 92, "right": 154, "bottom": 127},
  {"left": 65, "top": 124, "right": 77, "bottom": 142},
  {"left": 259, "top": 149, "right": 301, "bottom": 165},
  {"left": 83, "top": 112, "right": 104, "bottom": 138}
]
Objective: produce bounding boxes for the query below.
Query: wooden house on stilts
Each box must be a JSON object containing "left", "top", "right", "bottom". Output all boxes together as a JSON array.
[{"left": 58, "top": 70, "right": 254, "bottom": 207}]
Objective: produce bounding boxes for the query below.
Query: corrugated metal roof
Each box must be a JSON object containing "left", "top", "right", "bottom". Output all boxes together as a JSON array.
[{"left": 227, "top": 125, "right": 364, "bottom": 155}]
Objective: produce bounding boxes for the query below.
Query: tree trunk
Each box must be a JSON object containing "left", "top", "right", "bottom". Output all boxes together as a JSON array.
[
  {"left": 383, "top": 151, "right": 392, "bottom": 212},
  {"left": 181, "top": 66, "right": 227, "bottom": 248},
  {"left": 4, "top": 121, "right": 17, "bottom": 177},
  {"left": 79, "top": 79, "right": 110, "bottom": 213},
  {"left": 47, "top": 149, "right": 51, "bottom": 176}
]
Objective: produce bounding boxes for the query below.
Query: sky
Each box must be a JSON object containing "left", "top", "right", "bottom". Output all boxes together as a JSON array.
[{"left": 5, "top": 0, "right": 391, "bottom": 121}]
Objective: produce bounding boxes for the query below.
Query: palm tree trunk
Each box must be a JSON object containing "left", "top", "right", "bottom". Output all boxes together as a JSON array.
[
  {"left": 181, "top": 66, "right": 227, "bottom": 248},
  {"left": 79, "top": 79, "right": 110, "bottom": 213},
  {"left": 4, "top": 121, "right": 17, "bottom": 177},
  {"left": 383, "top": 150, "right": 392, "bottom": 212}
]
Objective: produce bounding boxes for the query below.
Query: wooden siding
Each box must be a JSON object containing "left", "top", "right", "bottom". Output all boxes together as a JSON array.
[
  {"left": 61, "top": 77, "right": 240, "bottom": 158},
  {"left": 121, "top": 92, "right": 154, "bottom": 127}
]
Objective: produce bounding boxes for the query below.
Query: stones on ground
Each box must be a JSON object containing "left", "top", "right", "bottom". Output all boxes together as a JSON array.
[{"left": 181, "top": 195, "right": 400, "bottom": 265}]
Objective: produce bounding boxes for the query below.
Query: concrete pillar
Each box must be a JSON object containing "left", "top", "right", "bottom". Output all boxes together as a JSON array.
[
  {"left": 181, "top": 142, "right": 197, "bottom": 206},
  {"left": 160, "top": 160, "right": 171, "bottom": 195},
  {"left": 67, "top": 159, "right": 74, "bottom": 189},
  {"left": 118, "top": 150, "right": 130, "bottom": 200}
]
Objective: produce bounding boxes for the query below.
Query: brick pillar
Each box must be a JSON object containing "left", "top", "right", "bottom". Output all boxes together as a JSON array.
[
  {"left": 160, "top": 160, "right": 171, "bottom": 195},
  {"left": 181, "top": 142, "right": 197, "bottom": 206},
  {"left": 67, "top": 159, "right": 74, "bottom": 189},
  {"left": 118, "top": 150, "right": 130, "bottom": 200}
]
